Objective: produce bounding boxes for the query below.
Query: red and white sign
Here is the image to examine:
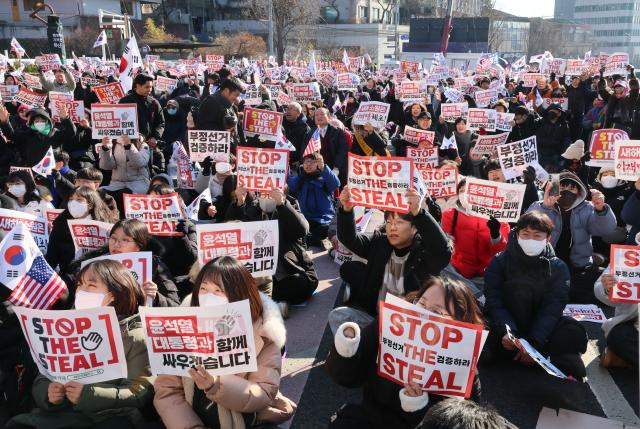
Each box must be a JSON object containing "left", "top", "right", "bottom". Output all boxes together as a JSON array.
[
  {"left": 49, "top": 92, "right": 84, "bottom": 123},
  {"left": 187, "top": 130, "right": 230, "bottom": 162},
  {"left": 400, "top": 61, "right": 420, "bottom": 74},
  {"left": 541, "top": 98, "right": 569, "bottom": 111},
  {"left": 614, "top": 140, "right": 640, "bottom": 180},
  {"left": 93, "top": 82, "right": 126, "bottom": 104},
  {"left": 464, "top": 177, "right": 526, "bottom": 222},
  {"left": 35, "top": 54, "right": 62, "bottom": 72},
  {"left": 206, "top": 54, "right": 225, "bottom": 72},
  {"left": 289, "top": 82, "right": 321, "bottom": 103},
  {"left": 13, "top": 88, "right": 47, "bottom": 109},
  {"left": 45, "top": 209, "right": 64, "bottom": 234},
  {"left": 81, "top": 251, "right": 152, "bottom": 286},
  {"left": 562, "top": 304, "right": 606, "bottom": 323},
  {"left": 471, "top": 132, "right": 509, "bottom": 156},
  {"left": 155, "top": 76, "right": 178, "bottom": 93},
  {"left": 441, "top": 102, "right": 469, "bottom": 123},
  {"left": 407, "top": 146, "right": 438, "bottom": 170},
  {"left": 124, "top": 193, "right": 184, "bottom": 237},
  {"left": 68, "top": 219, "right": 113, "bottom": 259},
  {"left": 604, "top": 52, "right": 629, "bottom": 77},
  {"left": 565, "top": 59, "right": 585, "bottom": 76},
  {"left": 242, "top": 107, "right": 284, "bottom": 142},
  {"left": 496, "top": 112, "right": 515, "bottom": 132},
  {"left": 353, "top": 101, "right": 391, "bottom": 129},
  {"left": 91, "top": 104, "right": 139, "bottom": 139},
  {"left": 347, "top": 154, "right": 413, "bottom": 213},
  {"left": 421, "top": 167, "right": 458, "bottom": 199},
  {"left": 474, "top": 88, "right": 498, "bottom": 108},
  {"left": 587, "top": 129, "right": 629, "bottom": 168},
  {"left": 522, "top": 73, "right": 544, "bottom": 88},
  {"left": 540, "top": 58, "right": 566, "bottom": 75},
  {"left": 0, "top": 208, "right": 48, "bottom": 253},
  {"left": 609, "top": 245, "right": 640, "bottom": 303},
  {"left": 336, "top": 73, "right": 358, "bottom": 91},
  {"left": 236, "top": 147, "right": 289, "bottom": 193},
  {"left": 467, "top": 108, "right": 497, "bottom": 132},
  {"left": 0, "top": 84, "right": 19, "bottom": 100},
  {"left": 397, "top": 81, "right": 425, "bottom": 102},
  {"left": 404, "top": 126, "right": 435, "bottom": 147}
]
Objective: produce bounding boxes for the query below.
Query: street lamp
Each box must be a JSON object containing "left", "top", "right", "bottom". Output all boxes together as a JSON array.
[{"left": 30, "top": 2, "right": 66, "bottom": 60}]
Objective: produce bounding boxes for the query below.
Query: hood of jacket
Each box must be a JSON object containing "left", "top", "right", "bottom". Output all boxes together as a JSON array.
[
  {"left": 559, "top": 170, "right": 587, "bottom": 210},
  {"left": 27, "top": 108, "right": 52, "bottom": 126}
]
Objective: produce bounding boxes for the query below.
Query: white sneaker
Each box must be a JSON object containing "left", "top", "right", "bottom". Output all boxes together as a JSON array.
[{"left": 277, "top": 301, "right": 290, "bottom": 319}]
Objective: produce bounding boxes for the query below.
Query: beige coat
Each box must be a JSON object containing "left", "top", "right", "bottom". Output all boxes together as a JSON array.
[
  {"left": 99, "top": 142, "right": 150, "bottom": 194},
  {"left": 153, "top": 293, "right": 295, "bottom": 429}
]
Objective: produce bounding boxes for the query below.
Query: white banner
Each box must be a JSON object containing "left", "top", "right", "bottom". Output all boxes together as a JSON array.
[
  {"left": 464, "top": 178, "right": 526, "bottom": 222},
  {"left": 187, "top": 130, "right": 231, "bottom": 162},
  {"left": 91, "top": 104, "right": 139, "bottom": 139},
  {"left": 81, "top": 251, "right": 153, "bottom": 285}
]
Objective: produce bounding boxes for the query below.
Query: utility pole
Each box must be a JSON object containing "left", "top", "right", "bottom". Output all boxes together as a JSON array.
[
  {"left": 394, "top": 1, "right": 400, "bottom": 61},
  {"left": 268, "top": 0, "right": 274, "bottom": 57},
  {"left": 440, "top": 0, "right": 454, "bottom": 56}
]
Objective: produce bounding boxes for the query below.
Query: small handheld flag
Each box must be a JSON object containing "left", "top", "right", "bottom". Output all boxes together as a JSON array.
[
  {"left": 32, "top": 147, "right": 55, "bottom": 177},
  {"left": 93, "top": 30, "right": 107, "bottom": 48},
  {"left": 303, "top": 128, "right": 321, "bottom": 157}
]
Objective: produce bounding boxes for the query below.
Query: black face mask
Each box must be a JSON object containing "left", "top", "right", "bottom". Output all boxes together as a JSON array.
[
  {"left": 548, "top": 112, "right": 559, "bottom": 120},
  {"left": 558, "top": 190, "right": 578, "bottom": 210}
]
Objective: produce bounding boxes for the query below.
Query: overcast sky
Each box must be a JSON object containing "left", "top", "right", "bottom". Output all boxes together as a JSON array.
[{"left": 494, "top": 0, "right": 555, "bottom": 17}]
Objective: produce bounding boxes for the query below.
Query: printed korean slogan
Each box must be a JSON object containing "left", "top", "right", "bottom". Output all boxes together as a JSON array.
[
  {"left": 562, "top": 305, "right": 606, "bottom": 323},
  {"left": 353, "top": 101, "right": 391, "bottom": 129},
  {"left": 196, "top": 220, "right": 279, "bottom": 277},
  {"left": 614, "top": 140, "right": 640, "bottom": 180},
  {"left": 441, "top": 102, "right": 469, "bottom": 123},
  {"left": 289, "top": 82, "right": 321, "bottom": 103},
  {"left": 236, "top": 147, "right": 289, "bottom": 193},
  {"left": 497, "top": 136, "right": 540, "bottom": 180},
  {"left": 155, "top": 76, "right": 178, "bottom": 93},
  {"left": 139, "top": 301, "right": 257, "bottom": 376},
  {"left": 242, "top": 107, "right": 284, "bottom": 142},
  {"left": 91, "top": 104, "right": 139, "bottom": 139},
  {"left": 348, "top": 154, "right": 413, "bottom": 213},
  {"left": 407, "top": 147, "right": 438, "bottom": 170},
  {"left": 81, "top": 251, "right": 153, "bottom": 285},
  {"left": 609, "top": 245, "right": 640, "bottom": 303},
  {"left": 464, "top": 178, "right": 526, "bottom": 222},
  {"left": 124, "top": 193, "right": 183, "bottom": 237},
  {"left": 13, "top": 88, "right": 47, "bottom": 109},
  {"left": 587, "top": 129, "right": 629, "bottom": 167},
  {"left": 378, "top": 294, "right": 486, "bottom": 398},
  {"left": 472, "top": 133, "right": 510, "bottom": 156},
  {"left": 68, "top": 219, "right": 113, "bottom": 258},
  {"left": 0, "top": 208, "right": 48, "bottom": 252},
  {"left": 421, "top": 167, "right": 459, "bottom": 199},
  {"left": 467, "top": 108, "right": 497, "bottom": 132},
  {"left": 496, "top": 112, "right": 515, "bottom": 132},
  {"left": 13, "top": 306, "right": 127, "bottom": 384},
  {"left": 187, "top": 130, "right": 231, "bottom": 162},
  {"left": 403, "top": 126, "right": 435, "bottom": 147}
]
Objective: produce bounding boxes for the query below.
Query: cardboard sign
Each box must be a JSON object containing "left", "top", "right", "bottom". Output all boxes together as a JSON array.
[
  {"left": 522, "top": 73, "right": 544, "bottom": 88},
  {"left": 35, "top": 54, "right": 62, "bottom": 72},
  {"left": 587, "top": 129, "right": 629, "bottom": 167},
  {"left": 421, "top": 167, "right": 458, "bottom": 199},
  {"left": 471, "top": 132, "right": 509, "bottom": 156},
  {"left": 464, "top": 178, "right": 526, "bottom": 222},
  {"left": 562, "top": 304, "right": 606, "bottom": 323},
  {"left": 195, "top": 220, "right": 279, "bottom": 277},
  {"left": 407, "top": 146, "right": 438, "bottom": 170},
  {"left": 609, "top": 245, "right": 640, "bottom": 303},
  {"left": 614, "top": 140, "right": 640, "bottom": 180},
  {"left": 187, "top": 130, "right": 231, "bottom": 162},
  {"left": 91, "top": 104, "right": 139, "bottom": 139},
  {"left": 81, "top": 251, "right": 152, "bottom": 285},
  {"left": 540, "top": 58, "right": 566, "bottom": 75},
  {"left": 155, "top": 76, "right": 178, "bottom": 93},
  {"left": 13, "top": 88, "right": 47, "bottom": 109},
  {"left": 564, "top": 59, "right": 585, "bottom": 76},
  {"left": 236, "top": 147, "right": 289, "bottom": 193},
  {"left": 93, "top": 82, "right": 126, "bottom": 104},
  {"left": 474, "top": 88, "right": 498, "bottom": 108},
  {"left": 0, "top": 84, "right": 19, "bottom": 100},
  {"left": 404, "top": 126, "right": 435, "bottom": 147},
  {"left": 242, "top": 107, "right": 284, "bottom": 142},
  {"left": 336, "top": 73, "right": 358, "bottom": 91},
  {"left": 441, "top": 102, "right": 469, "bottom": 123},
  {"left": 496, "top": 112, "right": 515, "bottom": 131},
  {"left": 467, "top": 108, "right": 497, "bottom": 132},
  {"left": 497, "top": 136, "right": 539, "bottom": 180},
  {"left": 378, "top": 295, "right": 486, "bottom": 398},
  {"left": 505, "top": 325, "right": 568, "bottom": 379},
  {"left": 139, "top": 301, "right": 257, "bottom": 376},
  {"left": 347, "top": 154, "right": 413, "bottom": 213},
  {"left": 48, "top": 92, "right": 84, "bottom": 123},
  {"left": 45, "top": 208, "right": 64, "bottom": 233},
  {"left": 0, "top": 208, "right": 48, "bottom": 253},
  {"left": 124, "top": 193, "right": 183, "bottom": 237},
  {"left": 13, "top": 306, "right": 127, "bottom": 384},
  {"left": 353, "top": 101, "right": 391, "bottom": 129},
  {"left": 68, "top": 219, "right": 113, "bottom": 259},
  {"left": 289, "top": 82, "right": 321, "bottom": 103},
  {"left": 604, "top": 52, "right": 629, "bottom": 77}
]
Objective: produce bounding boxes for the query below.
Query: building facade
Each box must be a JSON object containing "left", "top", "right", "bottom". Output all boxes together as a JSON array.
[{"left": 554, "top": 0, "right": 576, "bottom": 20}]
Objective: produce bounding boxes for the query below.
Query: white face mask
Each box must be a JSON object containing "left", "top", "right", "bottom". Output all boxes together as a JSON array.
[
  {"left": 74, "top": 290, "right": 107, "bottom": 309},
  {"left": 199, "top": 293, "right": 228, "bottom": 307},
  {"left": 33, "top": 122, "right": 47, "bottom": 131},
  {"left": 216, "top": 162, "right": 231, "bottom": 174},
  {"left": 67, "top": 200, "right": 89, "bottom": 218},
  {"left": 8, "top": 184, "right": 26, "bottom": 198},
  {"left": 518, "top": 237, "right": 547, "bottom": 256},
  {"left": 601, "top": 175, "right": 618, "bottom": 189},
  {"left": 259, "top": 197, "right": 277, "bottom": 214}
]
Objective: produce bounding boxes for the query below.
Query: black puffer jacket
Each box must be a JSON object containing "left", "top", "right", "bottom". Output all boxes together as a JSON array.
[
  {"left": 196, "top": 92, "right": 236, "bottom": 131},
  {"left": 507, "top": 112, "right": 543, "bottom": 142},
  {"left": 283, "top": 114, "right": 310, "bottom": 162}
]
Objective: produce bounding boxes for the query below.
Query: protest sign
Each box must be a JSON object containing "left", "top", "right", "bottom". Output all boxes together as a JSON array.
[
  {"left": 236, "top": 147, "right": 289, "bottom": 193},
  {"left": 604, "top": 52, "right": 629, "bottom": 77},
  {"left": 172, "top": 142, "right": 198, "bottom": 190},
  {"left": 403, "top": 126, "right": 435, "bottom": 147},
  {"left": 206, "top": 54, "right": 225, "bottom": 72},
  {"left": 196, "top": 220, "right": 279, "bottom": 276},
  {"left": 353, "top": 101, "right": 391, "bottom": 129},
  {"left": 564, "top": 59, "right": 585, "bottom": 76},
  {"left": 453, "top": 77, "right": 472, "bottom": 92},
  {"left": 68, "top": 219, "right": 113, "bottom": 259},
  {"left": 587, "top": 129, "right": 629, "bottom": 167},
  {"left": 378, "top": 294, "right": 486, "bottom": 398},
  {"left": 81, "top": 251, "right": 152, "bottom": 285},
  {"left": 505, "top": 325, "right": 568, "bottom": 379},
  {"left": 13, "top": 88, "right": 47, "bottom": 109},
  {"left": 407, "top": 147, "right": 438, "bottom": 170},
  {"left": 497, "top": 136, "right": 540, "bottom": 180},
  {"left": 562, "top": 304, "right": 606, "bottom": 323},
  {"left": 91, "top": 104, "right": 139, "bottom": 139},
  {"left": 496, "top": 112, "right": 515, "bottom": 131},
  {"left": 540, "top": 58, "right": 566, "bottom": 75},
  {"left": 23, "top": 73, "right": 42, "bottom": 90},
  {"left": 541, "top": 98, "right": 569, "bottom": 111},
  {"left": 265, "top": 84, "right": 282, "bottom": 101},
  {"left": 443, "top": 87, "right": 465, "bottom": 102},
  {"left": 334, "top": 208, "right": 372, "bottom": 266},
  {"left": 45, "top": 208, "right": 64, "bottom": 233},
  {"left": 242, "top": 107, "right": 284, "bottom": 142},
  {"left": 400, "top": 61, "right": 420, "bottom": 74},
  {"left": 609, "top": 245, "right": 640, "bottom": 303},
  {"left": 35, "top": 54, "right": 62, "bottom": 71},
  {"left": 124, "top": 192, "right": 183, "bottom": 237},
  {"left": 187, "top": 130, "right": 231, "bottom": 162},
  {"left": 397, "top": 81, "right": 426, "bottom": 102},
  {"left": 347, "top": 154, "right": 413, "bottom": 213},
  {"left": 0, "top": 208, "right": 48, "bottom": 252},
  {"left": 93, "top": 82, "right": 126, "bottom": 104},
  {"left": 536, "top": 407, "right": 630, "bottom": 429},
  {"left": 48, "top": 92, "right": 84, "bottom": 123},
  {"left": 13, "top": 306, "right": 127, "bottom": 384},
  {"left": 289, "top": 82, "right": 321, "bottom": 103},
  {"left": 316, "top": 70, "right": 336, "bottom": 88},
  {"left": 80, "top": 76, "right": 101, "bottom": 88},
  {"left": 336, "top": 73, "right": 359, "bottom": 91},
  {"left": 471, "top": 132, "right": 509, "bottom": 156},
  {"left": 614, "top": 140, "right": 640, "bottom": 180},
  {"left": 155, "top": 76, "right": 178, "bottom": 93},
  {"left": 522, "top": 73, "right": 544, "bottom": 88},
  {"left": 421, "top": 167, "right": 459, "bottom": 199},
  {"left": 464, "top": 177, "right": 526, "bottom": 222},
  {"left": 441, "top": 102, "right": 469, "bottom": 122},
  {"left": 0, "top": 84, "right": 19, "bottom": 100},
  {"left": 243, "top": 84, "right": 262, "bottom": 106},
  {"left": 138, "top": 301, "right": 257, "bottom": 376},
  {"left": 9, "top": 166, "right": 34, "bottom": 179},
  {"left": 467, "top": 108, "right": 497, "bottom": 132},
  {"left": 474, "top": 88, "right": 498, "bottom": 108}
]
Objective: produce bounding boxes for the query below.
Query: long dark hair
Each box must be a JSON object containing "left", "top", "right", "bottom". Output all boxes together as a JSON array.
[
  {"left": 6, "top": 170, "right": 40, "bottom": 203},
  {"left": 191, "top": 256, "right": 263, "bottom": 321},
  {"left": 69, "top": 186, "right": 119, "bottom": 223},
  {"left": 110, "top": 219, "right": 149, "bottom": 251}
]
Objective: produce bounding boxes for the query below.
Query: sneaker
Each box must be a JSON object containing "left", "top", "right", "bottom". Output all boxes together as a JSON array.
[
  {"left": 277, "top": 301, "right": 289, "bottom": 319},
  {"left": 600, "top": 348, "right": 631, "bottom": 368}
]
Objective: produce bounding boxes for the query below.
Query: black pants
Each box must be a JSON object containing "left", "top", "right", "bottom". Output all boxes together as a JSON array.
[
  {"left": 569, "top": 264, "right": 603, "bottom": 304},
  {"left": 307, "top": 221, "right": 329, "bottom": 246},
  {"left": 272, "top": 273, "right": 318, "bottom": 305},
  {"left": 339, "top": 261, "right": 367, "bottom": 304},
  {"left": 607, "top": 320, "right": 639, "bottom": 368}
]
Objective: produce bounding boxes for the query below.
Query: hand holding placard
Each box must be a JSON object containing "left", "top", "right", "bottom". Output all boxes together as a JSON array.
[{"left": 339, "top": 186, "right": 354, "bottom": 212}]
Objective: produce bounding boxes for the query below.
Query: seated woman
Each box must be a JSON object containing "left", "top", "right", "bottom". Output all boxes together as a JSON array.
[
  {"left": 66, "top": 219, "right": 180, "bottom": 307},
  {"left": 46, "top": 186, "right": 120, "bottom": 274},
  {"left": 326, "top": 276, "right": 483, "bottom": 429},
  {"left": 153, "top": 256, "right": 296, "bottom": 429},
  {"left": 3, "top": 170, "right": 53, "bottom": 218},
  {"left": 195, "top": 155, "right": 237, "bottom": 223},
  {"left": 7, "top": 260, "right": 154, "bottom": 429},
  {"left": 98, "top": 135, "right": 150, "bottom": 195}
]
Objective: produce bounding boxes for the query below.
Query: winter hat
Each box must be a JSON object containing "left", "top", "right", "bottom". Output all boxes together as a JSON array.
[
  {"left": 492, "top": 99, "right": 509, "bottom": 110},
  {"left": 151, "top": 173, "right": 172, "bottom": 186},
  {"left": 614, "top": 80, "right": 627, "bottom": 89},
  {"left": 597, "top": 167, "right": 615, "bottom": 180},
  {"left": 514, "top": 105, "right": 529, "bottom": 116},
  {"left": 547, "top": 103, "right": 563, "bottom": 113},
  {"left": 27, "top": 108, "right": 52, "bottom": 125},
  {"left": 561, "top": 140, "right": 585, "bottom": 160}
]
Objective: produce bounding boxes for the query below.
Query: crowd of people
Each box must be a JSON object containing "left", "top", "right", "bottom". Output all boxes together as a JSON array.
[{"left": 0, "top": 49, "right": 638, "bottom": 429}]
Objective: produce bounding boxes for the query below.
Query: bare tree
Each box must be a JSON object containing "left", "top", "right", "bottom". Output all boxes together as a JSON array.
[
  {"left": 376, "top": 0, "right": 397, "bottom": 24},
  {"left": 212, "top": 32, "right": 267, "bottom": 58}
]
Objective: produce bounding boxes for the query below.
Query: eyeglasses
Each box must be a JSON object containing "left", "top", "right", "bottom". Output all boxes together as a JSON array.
[
  {"left": 109, "top": 237, "right": 135, "bottom": 246},
  {"left": 412, "top": 298, "right": 451, "bottom": 318}
]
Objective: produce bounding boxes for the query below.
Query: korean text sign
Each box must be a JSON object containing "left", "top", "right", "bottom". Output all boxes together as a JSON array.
[
  {"left": 195, "top": 221, "right": 279, "bottom": 277},
  {"left": 187, "top": 130, "right": 231, "bottom": 162},
  {"left": 497, "top": 136, "right": 539, "bottom": 180},
  {"left": 353, "top": 102, "right": 391, "bottom": 129},
  {"left": 472, "top": 133, "right": 509, "bottom": 156},
  {"left": 467, "top": 108, "right": 497, "bottom": 132},
  {"left": 242, "top": 107, "right": 284, "bottom": 142},
  {"left": 0, "top": 208, "right": 48, "bottom": 253},
  {"left": 609, "top": 245, "right": 640, "bottom": 303},
  {"left": 13, "top": 306, "right": 127, "bottom": 384},
  {"left": 464, "top": 178, "right": 526, "bottom": 222},
  {"left": 139, "top": 301, "right": 257, "bottom": 376},
  {"left": 403, "top": 126, "right": 435, "bottom": 147},
  {"left": 441, "top": 103, "right": 469, "bottom": 123},
  {"left": 124, "top": 193, "right": 183, "bottom": 237},
  {"left": 587, "top": 129, "right": 629, "bottom": 168},
  {"left": 13, "top": 88, "right": 47, "bottom": 109},
  {"left": 68, "top": 219, "right": 113, "bottom": 259},
  {"left": 236, "top": 147, "right": 289, "bottom": 193},
  {"left": 91, "top": 104, "right": 139, "bottom": 139},
  {"left": 81, "top": 251, "right": 153, "bottom": 286},
  {"left": 377, "top": 295, "right": 485, "bottom": 398},
  {"left": 289, "top": 82, "right": 320, "bottom": 103},
  {"left": 614, "top": 140, "right": 640, "bottom": 180},
  {"left": 347, "top": 154, "right": 413, "bottom": 213}
]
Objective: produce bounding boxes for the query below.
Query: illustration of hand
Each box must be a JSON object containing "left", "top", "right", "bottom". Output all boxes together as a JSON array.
[
  {"left": 215, "top": 315, "right": 236, "bottom": 336},
  {"left": 81, "top": 332, "right": 103, "bottom": 351},
  {"left": 254, "top": 229, "right": 268, "bottom": 245}
]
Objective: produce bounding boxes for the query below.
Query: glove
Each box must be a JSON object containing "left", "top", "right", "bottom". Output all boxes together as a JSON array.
[
  {"left": 581, "top": 150, "right": 591, "bottom": 162},
  {"left": 201, "top": 156, "right": 212, "bottom": 176},
  {"left": 487, "top": 216, "right": 501, "bottom": 240},
  {"left": 522, "top": 165, "right": 536, "bottom": 185},
  {"left": 175, "top": 219, "right": 191, "bottom": 235},
  {"left": 550, "top": 72, "right": 556, "bottom": 82}
]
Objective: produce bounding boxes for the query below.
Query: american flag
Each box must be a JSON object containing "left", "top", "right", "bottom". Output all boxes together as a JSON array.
[
  {"left": 9, "top": 256, "right": 67, "bottom": 310},
  {"left": 303, "top": 128, "right": 321, "bottom": 157}
]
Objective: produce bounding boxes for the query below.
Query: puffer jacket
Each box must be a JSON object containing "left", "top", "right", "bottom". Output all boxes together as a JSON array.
[
  {"left": 287, "top": 165, "right": 340, "bottom": 225},
  {"left": 153, "top": 293, "right": 296, "bottom": 429},
  {"left": 283, "top": 114, "right": 310, "bottom": 163},
  {"left": 119, "top": 90, "right": 165, "bottom": 140},
  {"left": 8, "top": 315, "right": 154, "bottom": 429},
  {"left": 98, "top": 142, "right": 150, "bottom": 194},
  {"left": 621, "top": 189, "right": 640, "bottom": 245}
]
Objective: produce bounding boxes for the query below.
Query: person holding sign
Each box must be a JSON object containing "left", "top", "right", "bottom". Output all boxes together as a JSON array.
[
  {"left": 67, "top": 219, "right": 180, "bottom": 307},
  {"left": 153, "top": 256, "right": 295, "bottom": 429},
  {"left": 38, "top": 66, "right": 76, "bottom": 94},
  {"left": 393, "top": 111, "right": 438, "bottom": 157},
  {"left": 484, "top": 212, "right": 588, "bottom": 379},
  {"left": 119, "top": 74, "right": 165, "bottom": 145},
  {"left": 195, "top": 155, "right": 237, "bottom": 223},
  {"left": 621, "top": 178, "right": 640, "bottom": 245},
  {"left": 8, "top": 260, "right": 153, "bottom": 429},
  {"left": 351, "top": 123, "right": 390, "bottom": 157},
  {"left": 99, "top": 135, "right": 151, "bottom": 195},
  {"left": 326, "top": 277, "right": 483, "bottom": 429}
]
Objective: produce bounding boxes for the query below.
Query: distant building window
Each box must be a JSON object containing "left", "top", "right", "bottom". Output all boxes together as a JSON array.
[
  {"left": 372, "top": 8, "right": 380, "bottom": 21},
  {"left": 359, "top": 6, "right": 368, "bottom": 19}
]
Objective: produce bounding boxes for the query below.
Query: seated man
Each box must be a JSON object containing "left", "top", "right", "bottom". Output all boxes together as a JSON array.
[{"left": 484, "top": 211, "right": 588, "bottom": 379}]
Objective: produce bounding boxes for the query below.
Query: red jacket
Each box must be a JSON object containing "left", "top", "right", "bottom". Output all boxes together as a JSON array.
[{"left": 441, "top": 208, "right": 510, "bottom": 278}]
